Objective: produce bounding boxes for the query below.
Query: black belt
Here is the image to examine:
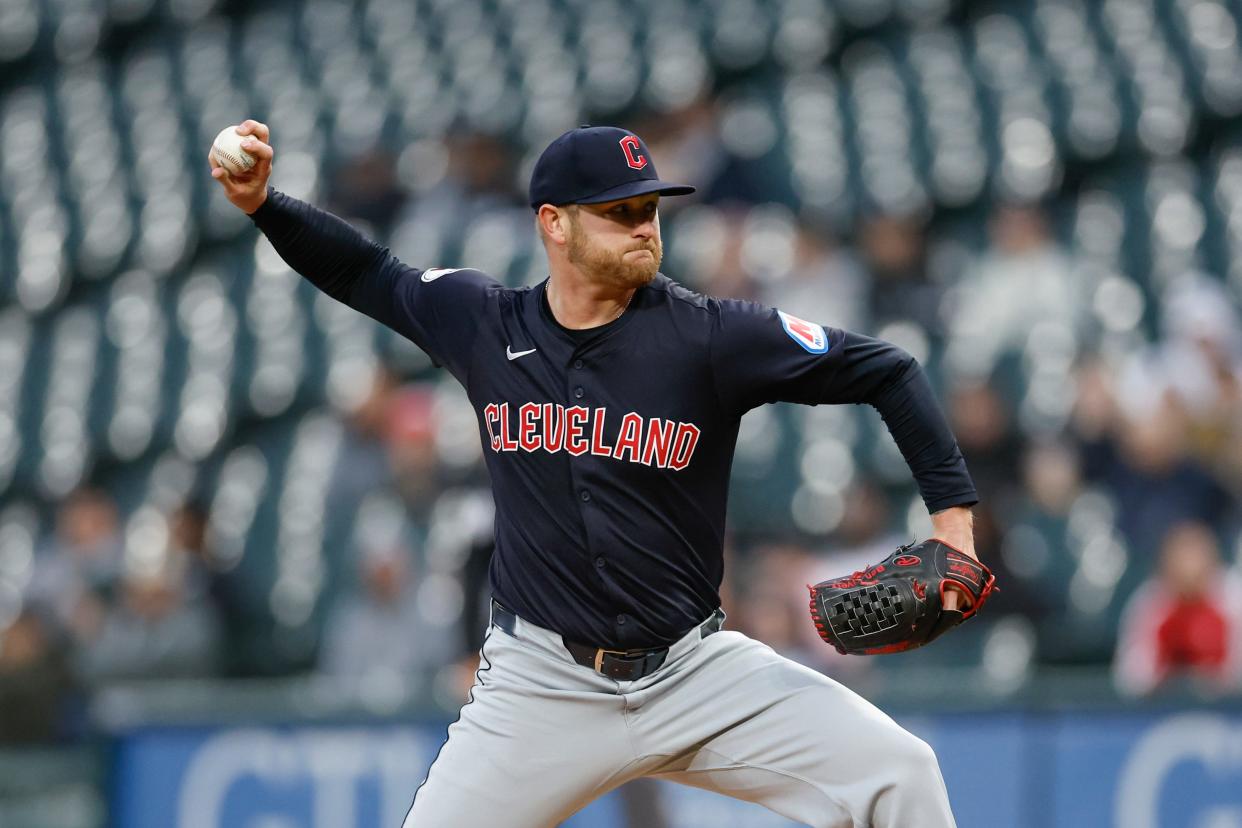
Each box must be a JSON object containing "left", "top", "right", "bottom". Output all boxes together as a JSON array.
[{"left": 490, "top": 600, "right": 725, "bottom": 682}]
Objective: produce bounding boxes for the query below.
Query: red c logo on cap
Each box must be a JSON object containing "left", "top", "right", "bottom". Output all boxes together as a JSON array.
[{"left": 620, "top": 135, "right": 648, "bottom": 170}]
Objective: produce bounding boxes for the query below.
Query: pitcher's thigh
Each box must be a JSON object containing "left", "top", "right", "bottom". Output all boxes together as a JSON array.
[
  {"left": 404, "top": 634, "right": 634, "bottom": 828},
  {"left": 651, "top": 636, "right": 955, "bottom": 828}
]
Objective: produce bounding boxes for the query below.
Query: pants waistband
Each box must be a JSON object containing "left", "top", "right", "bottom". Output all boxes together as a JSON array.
[{"left": 489, "top": 600, "right": 725, "bottom": 681}]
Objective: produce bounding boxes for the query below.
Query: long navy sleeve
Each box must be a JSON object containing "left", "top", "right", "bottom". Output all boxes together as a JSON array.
[
  {"left": 248, "top": 187, "right": 385, "bottom": 303},
  {"left": 710, "top": 300, "right": 977, "bottom": 513},
  {"left": 249, "top": 188, "right": 499, "bottom": 383}
]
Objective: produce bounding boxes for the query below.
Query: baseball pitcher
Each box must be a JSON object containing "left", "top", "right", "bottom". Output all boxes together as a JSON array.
[{"left": 210, "top": 122, "right": 994, "bottom": 828}]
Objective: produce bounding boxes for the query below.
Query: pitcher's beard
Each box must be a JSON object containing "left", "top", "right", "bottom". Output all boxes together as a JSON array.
[{"left": 567, "top": 224, "right": 662, "bottom": 289}]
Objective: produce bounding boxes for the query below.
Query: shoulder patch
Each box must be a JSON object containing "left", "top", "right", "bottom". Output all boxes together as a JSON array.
[
  {"left": 777, "top": 310, "right": 828, "bottom": 354},
  {"left": 420, "top": 267, "right": 461, "bottom": 283}
]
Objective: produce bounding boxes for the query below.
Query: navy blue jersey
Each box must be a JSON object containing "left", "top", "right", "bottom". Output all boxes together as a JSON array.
[{"left": 252, "top": 190, "right": 977, "bottom": 649}]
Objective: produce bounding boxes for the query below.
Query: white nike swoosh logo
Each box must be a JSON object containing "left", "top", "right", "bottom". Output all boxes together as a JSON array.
[
  {"left": 421, "top": 267, "right": 460, "bottom": 282},
  {"left": 506, "top": 346, "right": 537, "bottom": 361}
]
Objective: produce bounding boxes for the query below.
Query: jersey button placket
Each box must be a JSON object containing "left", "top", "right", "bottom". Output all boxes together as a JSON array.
[{"left": 568, "top": 353, "right": 608, "bottom": 595}]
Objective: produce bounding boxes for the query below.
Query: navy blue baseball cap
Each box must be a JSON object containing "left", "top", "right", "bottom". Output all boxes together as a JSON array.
[{"left": 529, "top": 126, "right": 696, "bottom": 209}]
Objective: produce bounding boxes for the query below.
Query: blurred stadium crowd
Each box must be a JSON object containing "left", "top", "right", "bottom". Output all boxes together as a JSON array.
[{"left": 3, "top": 0, "right": 1242, "bottom": 749}]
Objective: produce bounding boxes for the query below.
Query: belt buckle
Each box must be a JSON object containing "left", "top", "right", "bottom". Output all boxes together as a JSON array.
[{"left": 593, "top": 648, "right": 630, "bottom": 673}]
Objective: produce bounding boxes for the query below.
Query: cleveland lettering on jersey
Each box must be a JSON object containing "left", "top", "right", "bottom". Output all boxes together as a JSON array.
[{"left": 482, "top": 402, "right": 701, "bottom": 470}]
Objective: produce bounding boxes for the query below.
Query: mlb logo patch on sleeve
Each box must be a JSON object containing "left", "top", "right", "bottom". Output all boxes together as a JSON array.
[{"left": 777, "top": 310, "right": 829, "bottom": 354}]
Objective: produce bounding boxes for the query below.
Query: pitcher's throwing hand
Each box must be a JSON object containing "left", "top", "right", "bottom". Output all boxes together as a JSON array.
[{"left": 207, "top": 120, "right": 272, "bottom": 215}]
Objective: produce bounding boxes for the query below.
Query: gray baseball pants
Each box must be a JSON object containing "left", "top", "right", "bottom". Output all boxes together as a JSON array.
[{"left": 403, "top": 604, "right": 957, "bottom": 828}]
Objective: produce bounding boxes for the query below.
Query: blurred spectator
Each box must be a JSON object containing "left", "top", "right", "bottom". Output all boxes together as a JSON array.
[
  {"left": 1083, "top": 397, "right": 1231, "bottom": 562},
  {"left": 25, "top": 488, "right": 123, "bottom": 636},
  {"left": 323, "top": 367, "right": 415, "bottom": 613},
  {"left": 1113, "top": 522, "right": 1242, "bottom": 696},
  {"left": 386, "top": 383, "right": 442, "bottom": 517},
  {"left": 326, "top": 148, "right": 408, "bottom": 233},
  {"left": 693, "top": 208, "right": 762, "bottom": 301},
  {"left": 830, "top": 481, "right": 904, "bottom": 560},
  {"left": 1003, "top": 441, "right": 1083, "bottom": 613},
  {"left": 1069, "top": 355, "right": 1120, "bottom": 444},
  {"left": 328, "top": 365, "right": 403, "bottom": 511},
  {"left": 760, "top": 222, "right": 869, "bottom": 332},
  {"left": 1002, "top": 441, "right": 1098, "bottom": 660},
  {"left": 318, "top": 540, "right": 457, "bottom": 692},
  {"left": 168, "top": 499, "right": 212, "bottom": 601},
  {"left": 857, "top": 214, "right": 942, "bottom": 336},
  {"left": 319, "top": 543, "right": 417, "bottom": 678},
  {"left": 439, "top": 130, "right": 522, "bottom": 206},
  {"left": 740, "top": 575, "right": 817, "bottom": 666},
  {"left": 1158, "top": 274, "right": 1242, "bottom": 494},
  {"left": 75, "top": 556, "right": 222, "bottom": 683},
  {"left": 0, "top": 609, "right": 73, "bottom": 742},
  {"left": 703, "top": 113, "right": 791, "bottom": 206},
  {"left": 946, "top": 203, "right": 1085, "bottom": 379},
  {"left": 948, "top": 381, "right": 1023, "bottom": 500},
  {"left": 393, "top": 130, "right": 523, "bottom": 243},
  {"left": 315, "top": 528, "right": 462, "bottom": 715},
  {"left": 637, "top": 99, "right": 725, "bottom": 213},
  {"left": 169, "top": 499, "right": 251, "bottom": 675}
]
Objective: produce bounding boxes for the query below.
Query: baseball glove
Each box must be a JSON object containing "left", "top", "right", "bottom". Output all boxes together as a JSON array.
[{"left": 808, "top": 539, "right": 996, "bottom": 655}]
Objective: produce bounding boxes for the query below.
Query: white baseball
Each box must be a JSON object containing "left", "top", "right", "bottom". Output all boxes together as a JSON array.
[{"left": 211, "top": 126, "right": 257, "bottom": 175}]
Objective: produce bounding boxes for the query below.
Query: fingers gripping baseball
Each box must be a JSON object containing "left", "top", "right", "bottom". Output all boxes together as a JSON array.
[
  {"left": 208, "top": 120, "right": 273, "bottom": 215},
  {"left": 238, "top": 119, "right": 270, "bottom": 143}
]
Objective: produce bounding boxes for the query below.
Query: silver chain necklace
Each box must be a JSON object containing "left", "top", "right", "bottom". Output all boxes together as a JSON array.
[{"left": 546, "top": 282, "right": 632, "bottom": 325}]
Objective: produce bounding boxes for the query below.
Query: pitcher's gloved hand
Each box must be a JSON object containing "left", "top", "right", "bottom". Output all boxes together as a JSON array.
[{"left": 808, "top": 540, "right": 997, "bottom": 655}]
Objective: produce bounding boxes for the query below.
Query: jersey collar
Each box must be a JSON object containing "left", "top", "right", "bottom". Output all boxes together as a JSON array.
[{"left": 534, "top": 276, "right": 649, "bottom": 347}]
